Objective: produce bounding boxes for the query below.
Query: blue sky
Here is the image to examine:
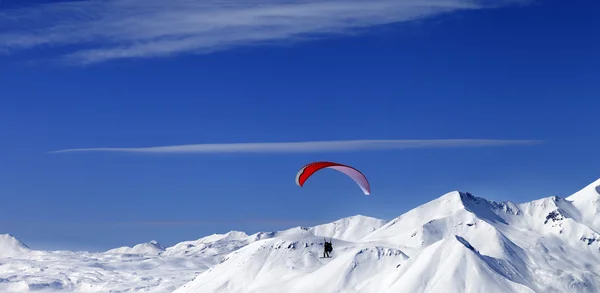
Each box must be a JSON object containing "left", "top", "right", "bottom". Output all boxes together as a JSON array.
[{"left": 0, "top": 0, "right": 598, "bottom": 251}]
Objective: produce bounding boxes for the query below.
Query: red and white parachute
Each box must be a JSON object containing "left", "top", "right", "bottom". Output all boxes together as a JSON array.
[{"left": 295, "top": 161, "right": 370, "bottom": 195}]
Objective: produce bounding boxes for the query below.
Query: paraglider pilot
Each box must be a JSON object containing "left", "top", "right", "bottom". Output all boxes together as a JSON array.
[{"left": 323, "top": 239, "right": 333, "bottom": 258}]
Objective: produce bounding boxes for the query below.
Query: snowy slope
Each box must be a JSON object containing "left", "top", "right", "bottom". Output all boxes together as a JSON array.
[
  {"left": 309, "top": 215, "right": 387, "bottom": 241},
  {"left": 565, "top": 178, "right": 600, "bottom": 232},
  {"left": 381, "top": 236, "right": 537, "bottom": 293},
  {"left": 0, "top": 234, "right": 31, "bottom": 258},
  {"left": 106, "top": 240, "right": 166, "bottom": 255},
  {"left": 3, "top": 179, "right": 600, "bottom": 293},
  {"left": 0, "top": 215, "right": 385, "bottom": 292},
  {"left": 175, "top": 178, "right": 600, "bottom": 293},
  {"left": 0, "top": 240, "right": 209, "bottom": 293},
  {"left": 174, "top": 236, "right": 408, "bottom": 293}
]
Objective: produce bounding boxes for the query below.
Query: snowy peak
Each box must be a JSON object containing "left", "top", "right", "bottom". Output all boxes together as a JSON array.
[
  {"left": 148, "top": 240, "right": 165, "bottom": 250},
  {"left": 376, "top": 191, "right": 468, "bottom": 228},
  {"left": 0, "top": 233, "right": 30, "bottom": 257},
  {"left": 362, "top": 191, "right": 505, "bottom": 247},
  {"left": 414, "top": 190, "right": 508, "bottom": 220},
  {"left": 565, "top": 178, "right": 600, "bottom": 232},
  {"left": 458, "top": 192, "right": 519, "bottom": 223},
  {"left": 309, "top": 214, "right": 388, "bottom": 242},
  {"left": 106, "top": 240, "right": 166, "bottom": 255},
  {"left": 458, "top": 191, "right": 581, "bottom": 233},
  {"left": 437, "top": 190, "right": 470, "bottom": 209},
  {"left": 517, "top": 196, "right": 569, "bottom": 223},
  {"left": 0, "top": 233, "right": 29, "bottom": 248},
  {"left": 164, "top": 231, "right": 251, "bottom": 258},
  {"left": 171, "top": 230, "right": 250, "bottom": 248},
  {"left": 244, "top": 215, "right": 388, "bottom": 243},
  {"left": 196, "top": 231, "right": 249, "bottom": 244},
  {"left": 567, "top": 178, "right": 600, "bottom": 201}
]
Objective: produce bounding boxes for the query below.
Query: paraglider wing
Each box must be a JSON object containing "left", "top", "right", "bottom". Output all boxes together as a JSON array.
[{"left": 295, "top": 161, "right": 370, "bottom": 195}]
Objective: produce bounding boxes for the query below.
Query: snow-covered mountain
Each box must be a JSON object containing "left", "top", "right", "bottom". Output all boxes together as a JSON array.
[
  {"left": 175, "top": 178, "right": 600, "bottom": 293},
  {"left": 2, "top": 179, "right": 600, "bottom": 293}
]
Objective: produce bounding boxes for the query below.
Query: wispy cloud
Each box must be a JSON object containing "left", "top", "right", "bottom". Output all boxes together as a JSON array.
[
  {"left": 117, "top": 219, "right": 321, "bottom": 226},
  {"left": 1, "top": 219, "right": 323, "bottom": 227},
  {"left": 49, "top": 139, "right": 542, "bottom": 154},
  {"left": 0, "top": 0, "right": 526, "bottom": 64}
]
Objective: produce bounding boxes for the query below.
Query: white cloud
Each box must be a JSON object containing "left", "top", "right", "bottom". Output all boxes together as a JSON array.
[
  {"left": 0, "top": 0, "right": 525, "bottom": 64},
  {"left": 49, "top": 139, "right": 542, "bottom": 154}
]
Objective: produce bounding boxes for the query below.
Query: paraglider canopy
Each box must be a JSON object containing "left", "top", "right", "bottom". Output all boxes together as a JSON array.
[{"left": 295, "top": 161, "right": 370, "bottom": 195}]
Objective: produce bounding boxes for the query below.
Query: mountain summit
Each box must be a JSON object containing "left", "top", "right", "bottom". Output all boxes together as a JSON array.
[{"left": 0, "top": 233, "right": 30, "bottom": 257}]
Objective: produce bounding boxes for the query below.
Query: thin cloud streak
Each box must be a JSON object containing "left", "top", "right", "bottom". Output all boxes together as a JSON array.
[
  {"left": 49, "top": 139, "right": 543, "bottom": 154},
  {"left": 0, "top": 219, "right": 324, "bottom": 227},
  {"left": 119, "top": 219, "right": 323, "bottom": 227},
  {"left": 0, "top": 0, "right": 526, "bottom": 64}
]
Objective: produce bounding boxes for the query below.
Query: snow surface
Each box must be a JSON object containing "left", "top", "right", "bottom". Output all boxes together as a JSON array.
[
  {"left": 3, "top": 179, "right": 600, "bottom": 293},
  {"left": 0, "top": 216, "right": 386, "bottom": 293}
]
